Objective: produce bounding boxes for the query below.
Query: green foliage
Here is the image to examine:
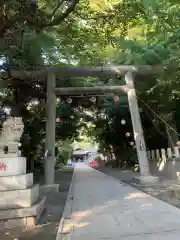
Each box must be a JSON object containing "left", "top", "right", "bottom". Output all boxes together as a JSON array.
[
  {"left": 106, "top": 0, "right": 180, "bottom": 149},
  {"left": 88, "top": 95, "right": 134, "bottom": 162},
  {"left": 56, "top": 139, "right": 73, "bottom": 166}
]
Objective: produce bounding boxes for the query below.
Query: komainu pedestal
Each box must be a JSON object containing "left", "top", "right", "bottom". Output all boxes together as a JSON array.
[{"left": 0, "top": 117, "right": 46, "bottom": 230}]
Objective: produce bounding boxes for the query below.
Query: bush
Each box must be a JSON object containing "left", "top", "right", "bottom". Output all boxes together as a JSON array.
[{"left": 55, "top": 139, "right": 73, "bottom": 168}]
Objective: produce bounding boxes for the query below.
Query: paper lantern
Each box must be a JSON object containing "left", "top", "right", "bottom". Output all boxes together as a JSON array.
[
  {"left": 121, "top": 119, "right": 126, "bottom": 125},
  {"left": 56, "top": 118, "right": 61, "bottom": 123},
  {"left": 90, "top": 97, "right": 96, "bottom": 103},
  {"left": 67, "top": 98, "right": 72, "bottom": 103},
  {"left": 114, "top": 95, "right": 119, "bottom": 103}
]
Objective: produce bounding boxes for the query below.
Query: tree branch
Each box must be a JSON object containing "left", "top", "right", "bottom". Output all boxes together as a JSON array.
[
  {"left": 0, "top": 0, "right": 79, "bottom": 36},
  {"left": 0, "top": 14, "right": 22, "bottom": 36},
  {"left": 41, "top": 0, "right": 79, "bottom": 28},
  {"left": 74, "top": 10, "right": 115, "bottom": 21},
  {"left": 50, "top": 0, "right": 64, "bottom": 19}
]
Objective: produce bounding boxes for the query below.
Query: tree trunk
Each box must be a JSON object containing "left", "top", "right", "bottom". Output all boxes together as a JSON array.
[
  {"left": 113, "top": 145, "right": 128, "bottom": 168},
  {"left": 11, "top": 87, "right": 21, "bottom": 117}
]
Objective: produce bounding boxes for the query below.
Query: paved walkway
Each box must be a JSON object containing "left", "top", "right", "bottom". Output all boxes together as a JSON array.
[{"left": 57, "top": 163, "right": 180, "bottom": 239}]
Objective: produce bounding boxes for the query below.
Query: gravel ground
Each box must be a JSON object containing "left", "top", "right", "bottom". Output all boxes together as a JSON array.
[
  {"left": 0, "top": 167, "right": 74, "bottom": 240},
  {"left": 100, "top": 167, "right": 180, "bottom": 208}
]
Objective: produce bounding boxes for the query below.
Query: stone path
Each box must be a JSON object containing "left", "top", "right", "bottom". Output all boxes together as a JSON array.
[{"left": 57, "top": 163, "right": 180, "bottom": 239}]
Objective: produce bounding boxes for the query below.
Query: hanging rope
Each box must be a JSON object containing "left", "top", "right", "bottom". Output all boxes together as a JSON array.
[{"left": 140, "top": 100, "right": 180, "bottom": 138}]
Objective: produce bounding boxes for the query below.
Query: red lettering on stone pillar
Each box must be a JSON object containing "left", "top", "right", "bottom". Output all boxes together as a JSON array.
[{"left": 0, "top": 162, "right": 7, "bottom": 171}]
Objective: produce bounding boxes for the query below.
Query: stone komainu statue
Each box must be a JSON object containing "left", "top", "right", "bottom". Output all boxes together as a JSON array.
[{"left": 0, "top": 117, "right": 24, "bottom": 154}]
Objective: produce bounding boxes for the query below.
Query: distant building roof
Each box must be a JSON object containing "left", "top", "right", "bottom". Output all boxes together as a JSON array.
[{"left": 73, "top": 150, "right": 89, "bottom": 155}]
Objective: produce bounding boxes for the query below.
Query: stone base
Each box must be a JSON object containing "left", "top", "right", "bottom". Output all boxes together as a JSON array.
[
  {"left": 0, "top": 197, "right": 46, "bottom": 230},
  {"left": 0, "top": 156, "right": 26, "bottom": 176},
  {"left": 0, "top": 173, "right": 33, "bottom": 191},
  {"left": 0, "top": 184, "right": 39, "bottom": 209},
  {"left": 133, "top": 176, "right": 159, "bottom": 185}
]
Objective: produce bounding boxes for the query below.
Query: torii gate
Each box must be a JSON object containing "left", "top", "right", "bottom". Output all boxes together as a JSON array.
[{"left": 11, "top": 65, "right": 163, "bottom": 185}]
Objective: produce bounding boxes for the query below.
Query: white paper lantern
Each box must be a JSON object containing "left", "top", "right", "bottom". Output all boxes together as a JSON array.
[
  {"left": 67, "top": 98, "right": 72, "bottom": 104},
  {"left": 56, "top": 118, "right": 60, "bottom": 123},
  {"left": 90, "top": 97, "right": 96, "bottom": 103},
  {"left": 114, "top": 95, "right": 119, "bottom": 103},
  {"left": 121, "top": 119, "right": 126, "bottom": 125}
]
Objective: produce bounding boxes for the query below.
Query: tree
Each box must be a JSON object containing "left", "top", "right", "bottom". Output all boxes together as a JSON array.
[
  {"left": 85, "top": 94, "right": 135, "bottom": 167},
  {"left": 106, "top": 0, "right": 180, "bottom": 149},
  {"left": 0, "top": 0, "right": 106, "bottom": 168},
  {"left": 1, "top": 0, "right": 180, "bottom": 171},
  {"left": 0, "top": 0, "right": 80, "bottom": 36}
]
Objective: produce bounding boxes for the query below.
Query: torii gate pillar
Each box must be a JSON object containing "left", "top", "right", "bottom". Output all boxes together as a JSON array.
[
  {"left": 125, "top": 72, "right": 158, "bottom": 184},
  {"left": 45, "top": 72, "right": 56, "bottom": 185}
]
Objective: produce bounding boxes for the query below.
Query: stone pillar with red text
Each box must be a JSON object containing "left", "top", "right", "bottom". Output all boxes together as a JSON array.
[{"left": 0, "top": 117, "right": 45, "bottom": 229}]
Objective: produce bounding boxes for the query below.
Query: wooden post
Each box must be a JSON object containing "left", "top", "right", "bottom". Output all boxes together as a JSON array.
[
  {"left": 174, "top": 147, "right": 180, "bottom": 158},
  {"left": 151, "top": 150, "right": 155, "bottom": 160},
  {"left": 156, "top": 149, "right": 160, "bottom": 160},
  {"left": 147, "top": 151, "right": 151, "bottom": 160},
  {"left": 161, "top": 149, "right": 166, "bottom": 160},
  {"left": 167, "top": 148, "right": 172, "bottom": 158},
  {"left": 45, "top": 72, "right": 56, "bottom": 185},
  {"left": 125, "top": 72, "right": 152, "bottom": 179}
]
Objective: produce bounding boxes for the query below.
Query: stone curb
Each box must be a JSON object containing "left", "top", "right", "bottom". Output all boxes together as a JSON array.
[{"left": 56, "top": 168, "right": 75, "bottom": 240}]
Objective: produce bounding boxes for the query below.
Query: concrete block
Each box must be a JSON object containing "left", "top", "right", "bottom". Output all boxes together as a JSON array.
[
  {"left": 133, "top": 176, "right": 159, "bottom": 185},
  {"left": 0, "top": 156, "right": 26, "bottom": 176},
  {"left": 0, "top": 184, "right": 39, "bottom": 209},
  {"left": 0, "top": 173, "right": 33, "bottom": 190},
  {"left": 171, "top": 184, "right": 180, "bottom": 199},
  {"left": 0, "top": 197, "right": 46, "bottom": 229}
]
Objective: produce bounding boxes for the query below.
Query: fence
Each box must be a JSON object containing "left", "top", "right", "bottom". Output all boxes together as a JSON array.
[
  {"left": 147, "top": 147, "right": 180, "bottom": 181},
  {"left": 147, "top": 147, "right": 180, "bottom": 161}
]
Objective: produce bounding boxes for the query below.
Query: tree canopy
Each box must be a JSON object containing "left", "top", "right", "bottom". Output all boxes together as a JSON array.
[{"left": 0, "top": 0, "right": 180, "bottom": 168}]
